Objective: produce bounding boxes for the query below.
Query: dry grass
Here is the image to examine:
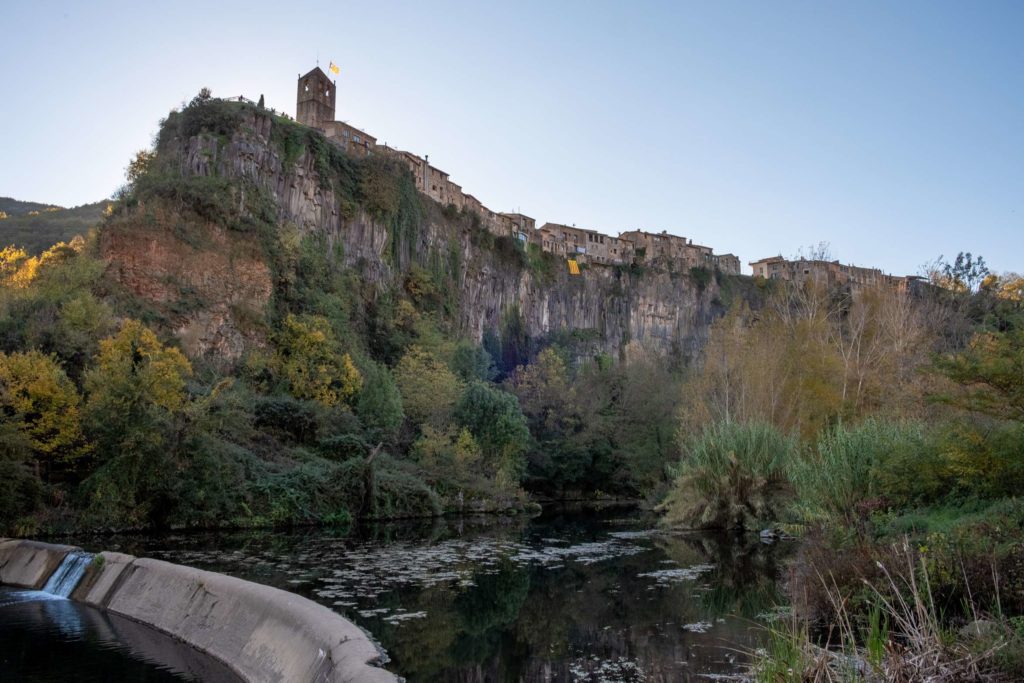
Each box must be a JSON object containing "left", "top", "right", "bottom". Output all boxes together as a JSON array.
[{"left": 754, "top": 538, "right": 1012, "bottom": 682}]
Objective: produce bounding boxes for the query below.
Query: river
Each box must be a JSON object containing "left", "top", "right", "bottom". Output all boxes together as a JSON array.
[{"left": 79, "top": 504, "right": 793, "bottom": 682}]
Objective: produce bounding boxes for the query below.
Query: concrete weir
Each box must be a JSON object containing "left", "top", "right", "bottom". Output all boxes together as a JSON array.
[{"left": 0, "top": 538, "right": 398, "bottom": 683}]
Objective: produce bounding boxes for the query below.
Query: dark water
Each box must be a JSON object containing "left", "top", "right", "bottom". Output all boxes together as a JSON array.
[
  {"left": 0, "top": 589, "right": 243, "bottom": 682},
  {"left": 85, "top": 505, "right": 793, "bottom": 682}
]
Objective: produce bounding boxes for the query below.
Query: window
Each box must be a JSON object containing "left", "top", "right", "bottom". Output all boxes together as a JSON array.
[{"left": 354, "top": 135, "right": 361, "bottom": 143}]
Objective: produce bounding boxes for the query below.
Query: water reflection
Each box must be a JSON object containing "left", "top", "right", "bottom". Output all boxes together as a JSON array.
[{"left": 92, "top": 505, "right": 793, "bottom": 682}]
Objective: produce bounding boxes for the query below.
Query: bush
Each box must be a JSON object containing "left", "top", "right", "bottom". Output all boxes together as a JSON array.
[
  {"left": 254, "top": 395, "right": 319, "bottom": 444},
  {"left": 793, "top": 419, "right": 934, "bottom": 524},
  {"left": 177, "top": 90, "right": 243, "bottom": 139},
  {"left": 659, "top": 420, "right": 796, "bottom": 530}
]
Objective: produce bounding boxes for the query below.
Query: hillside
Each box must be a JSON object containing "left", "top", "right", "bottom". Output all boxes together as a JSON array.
[
  {"left": 1, "top": 94, "right": 758, "bottom": 536},
  {"left": 0, "top": 198, "right": 109, "bottom": 253},
  {"left": 100, "top": 99, "right": 755, "bottom": 367}
]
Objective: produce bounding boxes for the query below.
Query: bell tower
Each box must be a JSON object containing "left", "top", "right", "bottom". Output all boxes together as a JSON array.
[{"left": 296, "top": 66, "right": 336, "bottom": 129}]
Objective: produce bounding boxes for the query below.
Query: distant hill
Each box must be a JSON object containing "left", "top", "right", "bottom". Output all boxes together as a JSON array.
[{"left": 0, "top": 196, "right": 109, "bottom": 253}]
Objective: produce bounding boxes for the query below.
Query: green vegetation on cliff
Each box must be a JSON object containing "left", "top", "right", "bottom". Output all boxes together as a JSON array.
[{"left": 0, "top": 92, "right": 701, "bottom": 535}]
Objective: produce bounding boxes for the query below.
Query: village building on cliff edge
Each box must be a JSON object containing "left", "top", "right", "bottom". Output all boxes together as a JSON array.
[
  {"left": 748, "top": 255, "right": 926, "bottom": 293},
  {"left": 294, "top": 66, "right": 741, "bottom": 274},
  {"left": 293, "top": 65, "right": 913, "bottom": 286}
]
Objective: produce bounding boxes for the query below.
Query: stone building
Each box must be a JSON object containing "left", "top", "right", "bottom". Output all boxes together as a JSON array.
[
  {"left": 537, "top": 223, "right": 632, "bottom": 265},
  {"left": 616, "top": 230, "right": 739, "bottom": 274},
  {"left": 296, "top": 66, "right": 336, "bottom": 128},
  {"left": 749, "top": 256, "right": 890, "bottom": 288},
  {"left": 291, "top": 67, "right": 741, "bottom": 273},
  {"left": 296, "top": 67, "right": 376, "bottom": 157},
  {"left": 321, "top": 121, "right": 376, "bottom": 157},
  {"left": 501, "top": 213, "right": 536, "bottom": 241},
  {"left": 714, "top": 253, "right": 741, "bottom": 275}
]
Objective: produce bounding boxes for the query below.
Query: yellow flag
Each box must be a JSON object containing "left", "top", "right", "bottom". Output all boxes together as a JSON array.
[
  {"left": 329, "top": 62, "right": 340, "bottom": 75},
  {"left": 567, "top": 259, "right": 580, "bottom": 275}
]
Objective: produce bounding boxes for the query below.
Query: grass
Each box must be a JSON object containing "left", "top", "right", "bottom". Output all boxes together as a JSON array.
[
  {"left": 658, "top": 421, "right": 797, "bottom": 530},
  {"left": 790, "top": 419, "right": 930, "bottom": 526},
  {"left": 754, "top": 536, "right": 1022, "bottom": 682}
]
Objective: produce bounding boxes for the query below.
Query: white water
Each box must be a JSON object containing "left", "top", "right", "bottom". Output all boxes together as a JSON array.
[{"left": 42, "top": 551, "right": 93, "bottom": 598}]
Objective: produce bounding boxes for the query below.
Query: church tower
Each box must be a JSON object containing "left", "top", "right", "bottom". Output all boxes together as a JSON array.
[{"left": 296, "top": 66, "right": 336, "bottom": 129}]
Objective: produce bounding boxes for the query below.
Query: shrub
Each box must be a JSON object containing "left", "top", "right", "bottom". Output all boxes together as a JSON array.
[
  {"left": 254, "top": 395, "right": 319, "bottom": 444},
  {"left": 658, "top": 420, "right": 796, "bottom": 530},
  {"left": 792, "top": 418, "right": 933, "bottom": 524}
]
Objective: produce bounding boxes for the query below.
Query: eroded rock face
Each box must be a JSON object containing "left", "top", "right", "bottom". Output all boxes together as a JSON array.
[
  {"left": 103, "top": 109, "right": 739, "bottom": 365},
  {"left": 100, "top": 209, "right": 272, "bottom": 363}
]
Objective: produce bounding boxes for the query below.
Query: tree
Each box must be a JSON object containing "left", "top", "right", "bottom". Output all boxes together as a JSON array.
[
  {"left": 356, "top": 361, "right": 404, "bottom": 441},
  {"left": 80, "top": 320, "right": 195, "bottom": 525},
  {"left": 509, "top": 348, "right": 577, "bottom": 438},
  {"left": 411, "top": 425, "right": 482, "bottom": 488},
  {"left": 394, "top": 345, "right": 464, "bottom": 428},
  {"left": 929, "top": 252, "right": 990, "bottom": 293},
  {"left": 125, "top": 149, "right": 155, "bottom": 187},
  {"left": 0, "top": 350, "right": 87, "bottom": 477},
  {"left": 935, "top": 328, "right": 1024, "bottom": 422},
  {"left": 450, "top": 341, "right": 497, "bottom": 382},
  {"left": 980, "top": 272, "right": 1024, "bottom": 302},
  {"left": 455, "top": 382, "right": 530, "bottom": 490},
  {"left": 85, "top": 319, "right": 192, "bottom": 416},
  {"left": 273, "top": 314, "right": 362, "bottom": 407}
]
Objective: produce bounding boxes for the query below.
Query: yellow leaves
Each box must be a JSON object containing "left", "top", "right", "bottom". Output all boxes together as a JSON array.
[
  {"left": 273, "top": 314, "right": 362, "bottom": 407},
  {"left": 394, "top": 345, "right": 464, "bottom": 428},
  {"left": 86, "top": 319, "right": 193, "bottom": 413},
  {"left": 1, "top": 239, "right": 87, "bottom": 289},
  {"left": 412, "top": 425, "right": 482, "bottom": 483},
  {"left": 0, "top": 350, "right": 88, "bottom": 461},
  {"left": 0, "top": 245, "right": 30, "bottom": 285}
]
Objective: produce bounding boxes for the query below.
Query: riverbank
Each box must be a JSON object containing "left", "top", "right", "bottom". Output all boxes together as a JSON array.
[{"left": 0, "top": 538, "right": 398, "bottom": 683}]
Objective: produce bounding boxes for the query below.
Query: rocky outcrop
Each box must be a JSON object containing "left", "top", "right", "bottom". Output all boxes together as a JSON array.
[
  {"left": 103, "top": 109, "right": 745, "bottom": 364},
  {"left": 100, "top": 206, "right": 273, "bottom": 362}
]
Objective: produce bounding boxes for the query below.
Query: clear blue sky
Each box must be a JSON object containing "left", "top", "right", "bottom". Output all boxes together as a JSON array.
[{"left": 2, "top": 0, "right": 1022, "bottom": 275}]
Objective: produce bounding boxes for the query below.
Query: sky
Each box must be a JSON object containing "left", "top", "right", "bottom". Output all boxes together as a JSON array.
[{"left": 1, "top": 0, "right": 1022, "bottom": 276}]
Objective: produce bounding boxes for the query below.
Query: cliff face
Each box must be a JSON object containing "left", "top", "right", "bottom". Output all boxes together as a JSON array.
[{"left": 102, "top": 109, "right": 744, "bottom": 364}]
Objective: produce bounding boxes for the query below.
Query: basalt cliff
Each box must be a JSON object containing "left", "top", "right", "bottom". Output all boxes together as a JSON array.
[{"left": 100, "top": 105, "right": 756, "bottom": 365}]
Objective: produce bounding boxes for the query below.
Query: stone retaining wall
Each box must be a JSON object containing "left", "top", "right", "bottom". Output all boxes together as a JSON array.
[{"left": 0, "top": 539, "right": 398, "bottom": 683}]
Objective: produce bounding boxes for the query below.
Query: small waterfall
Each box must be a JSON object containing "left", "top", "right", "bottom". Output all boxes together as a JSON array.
[{"left": 42, "top": 551, "right": 93, "bottom": 598}]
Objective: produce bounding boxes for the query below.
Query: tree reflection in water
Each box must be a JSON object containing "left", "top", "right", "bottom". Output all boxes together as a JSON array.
[{"left": 88, "top": 506, "right": 794, "bottom": 682}]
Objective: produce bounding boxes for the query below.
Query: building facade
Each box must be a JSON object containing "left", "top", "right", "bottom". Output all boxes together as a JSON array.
[
  {"left": 291, "top": 66, "right": 742, "bottom": 276},
  {"left": 749, "top": 256, "right": 896, "bottom": 288}
]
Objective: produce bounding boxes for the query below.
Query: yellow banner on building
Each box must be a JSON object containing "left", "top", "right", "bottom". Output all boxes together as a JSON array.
[
  {"left": 567, "top": 259, "right": 580, "bottom": 275},
  {"left": 329, "top": 62, "right": 340, "bottom": 75}
]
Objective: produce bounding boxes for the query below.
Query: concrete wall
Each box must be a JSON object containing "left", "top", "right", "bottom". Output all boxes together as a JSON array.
[
  {"left": 1, "top": 539, "right": 398, "bottom": 683},
  {"left": 0, "top": 538, "right": 79, "bottom": 589}
]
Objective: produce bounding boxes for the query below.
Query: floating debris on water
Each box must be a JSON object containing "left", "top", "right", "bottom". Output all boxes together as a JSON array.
[
  {"left": 637, "top": 565, "right": 715, "bottom": 584},
  {"left": 682, "top": 621, "right": 713, "bottom": 633}
]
